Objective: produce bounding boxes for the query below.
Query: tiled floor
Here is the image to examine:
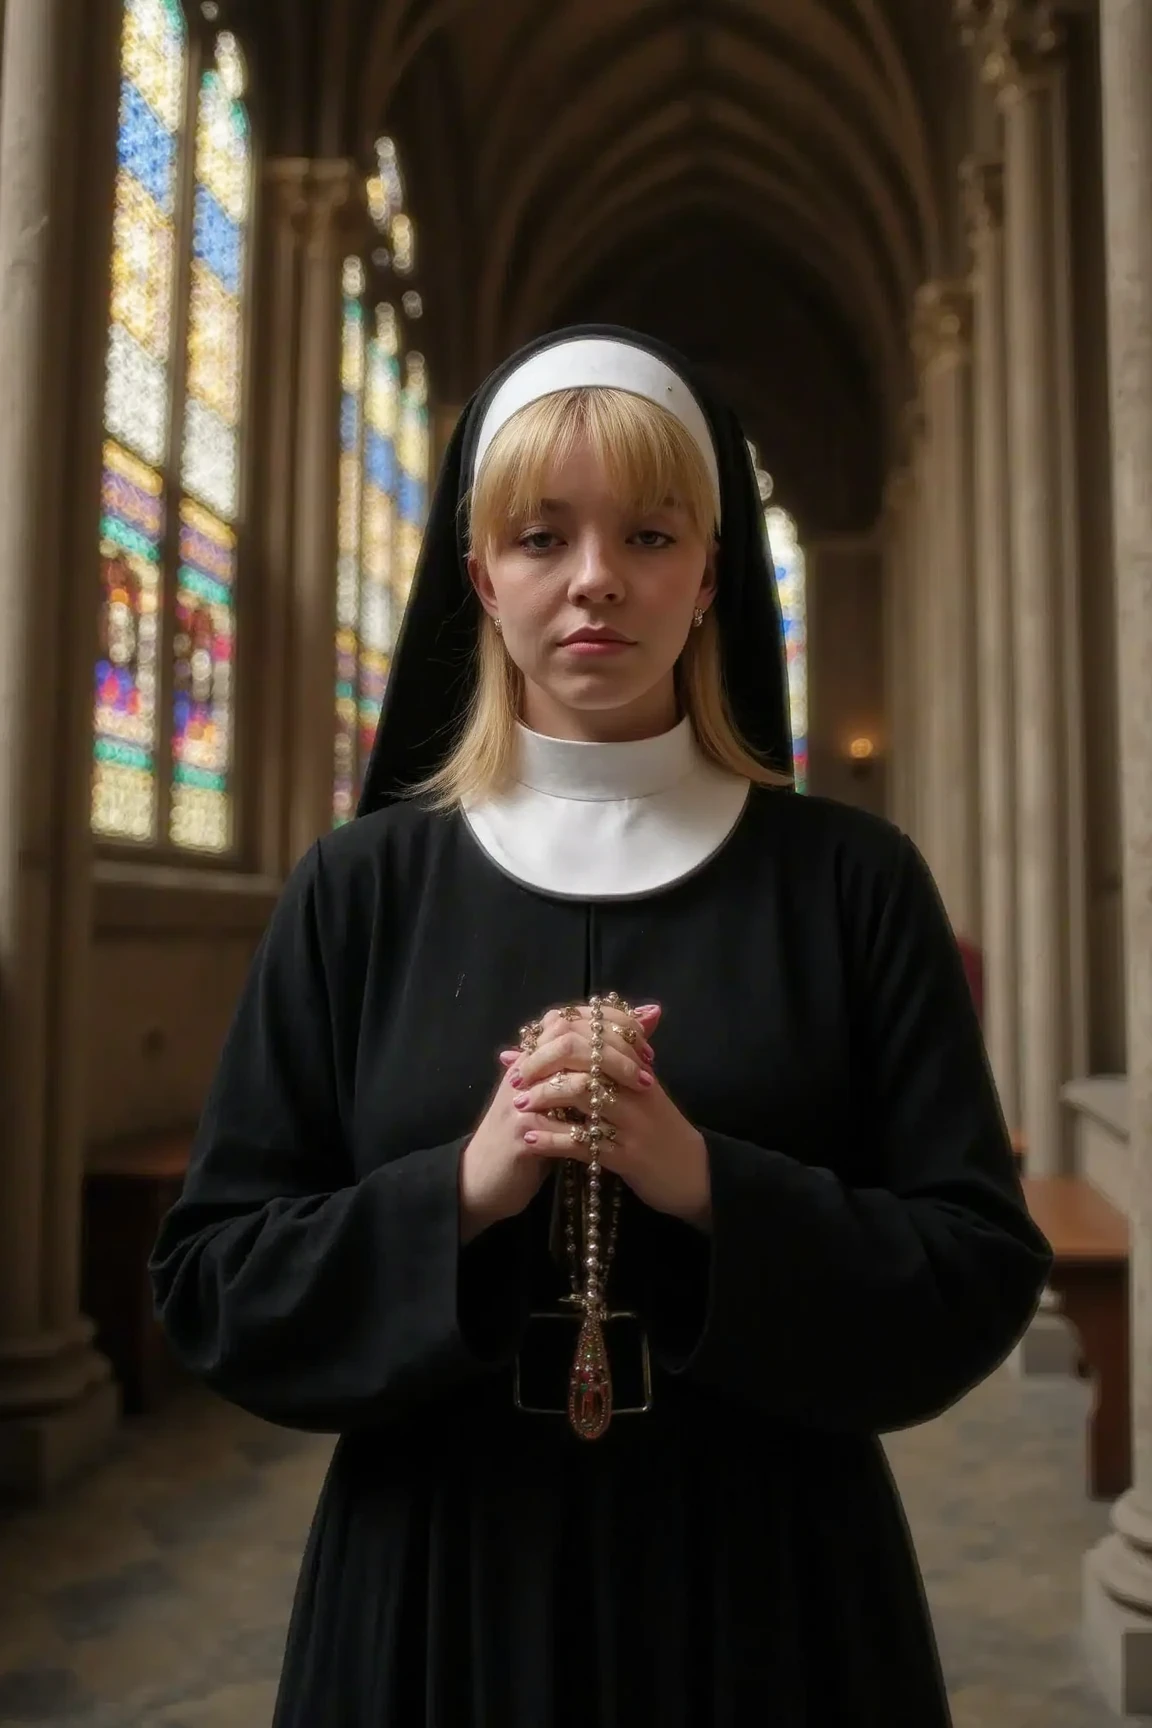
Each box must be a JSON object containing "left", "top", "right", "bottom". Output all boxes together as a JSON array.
[{"left": 0, "top": 1365, "right": 1140, "bottom": 1725}]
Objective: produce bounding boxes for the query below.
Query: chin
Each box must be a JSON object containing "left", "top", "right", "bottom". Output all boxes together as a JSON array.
[{"left": 549, "top": 675, "right": 651, "bottom": 713}]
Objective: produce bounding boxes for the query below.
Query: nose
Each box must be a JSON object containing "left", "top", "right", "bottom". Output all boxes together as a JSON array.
[{"left": 568, "top": 531, "right": 623, "bottom": 605}]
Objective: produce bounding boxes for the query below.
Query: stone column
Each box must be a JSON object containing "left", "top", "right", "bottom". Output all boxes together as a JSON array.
[
  {"left": 912, "top": 283, "right": 981, "bottom": 943},
  {"left": 959, "top": 0, "right": 1088, "bottom": 1173},
  {"left": 881, "top": 466, "right": 916, "bottom": 834},
  {"left": 963, "top": 157, "right": 1020, "bottom": 1130},
  {"left": 256, "top": 159, "right": 310, "bottom": 879},
  {"left": 0, "top": 0, "right": 116, "bottom": 1496},
  {"left": 287, "top": 161, "right": 362, "bottom": 866},
  {"left": 905, "top": 403, "right": 931, "bottom": 852},
  {"left": 1083, "top": 1, "right": 1152, "bottom": 1708}
]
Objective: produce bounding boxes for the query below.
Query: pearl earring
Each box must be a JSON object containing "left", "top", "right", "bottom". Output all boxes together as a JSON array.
[{"left": 692, "top": 607, "right": 705, "bottom": 629}]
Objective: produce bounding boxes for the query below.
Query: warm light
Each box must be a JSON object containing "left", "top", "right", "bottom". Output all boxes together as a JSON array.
[{"left": 849, "top": 737, "right": 874, "bottom": 761}]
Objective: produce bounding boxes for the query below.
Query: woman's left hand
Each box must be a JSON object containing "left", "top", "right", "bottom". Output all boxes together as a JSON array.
[{"left": 505, "top": 1013, "right": 712, "bottom": 1231}]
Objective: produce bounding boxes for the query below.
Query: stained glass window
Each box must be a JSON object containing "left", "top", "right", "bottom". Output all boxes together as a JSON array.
[
  {"left": 172, "top": 31, "right": 250, "bottom": 852},
  {"left": 396, "top": 351, "right": 429, "bottom": 612},
  {"left": 766, "top": 506, "right": 809, "bottom": 794},
  {"left": 94, "top": 5, "right": 252, "bottom": 854},
  {"left": 334, "top": 258, "right": 367, "bottom": 826},
  {"left": 358, "top": 303, "right": 402, "bottom": 772},
  {"left": 334, "top": 139, "right": 431, "bottom": 824},
  {"left": 94, "top": 0, "right": 186, "bottom": 843}
]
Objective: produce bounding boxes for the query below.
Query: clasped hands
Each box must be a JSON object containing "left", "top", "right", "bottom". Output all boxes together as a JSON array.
[{"left": 457, "top": 1000, "right": 712, "bottom": 1244}]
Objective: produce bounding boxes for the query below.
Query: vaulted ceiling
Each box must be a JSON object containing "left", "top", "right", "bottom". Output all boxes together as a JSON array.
[{"left": 240, "top": 0, "right": 971, "bottom": 532}]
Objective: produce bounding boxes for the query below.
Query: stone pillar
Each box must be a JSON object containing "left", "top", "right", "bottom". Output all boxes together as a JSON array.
[
  {"left": 257, "top": 160, "right": 310, "bottom": 879},
  {"left": 1083, "top": 1, "right": 1152, "bottom": 1709},
  {"left": 963, "top": 157, "right": 1020, "bottom": 1130},
  {"left": 905, "top": 397, "right": 932, "bottom": 843},
  {"left": 881, "top": 466, "right": 916, "bottom": 834},
  {"left": 912, "top": 283, "right": 981, "bottom": 942},
  {"left": 959, "top": 0, "right": 1088, "bottom": 1173},
  {"left": 0, "top": 0, "right": 116, "bottom": 1496},
  {"left": 287, "top": 161, "right": 362, "bottom": 866}
]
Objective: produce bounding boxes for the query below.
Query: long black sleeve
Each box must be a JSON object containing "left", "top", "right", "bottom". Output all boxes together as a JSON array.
[
  {"left": 149, "top": 844, "right": 530, "bottom": 1432},
  {"left": 650, "top": 831, "right": 1053, "bottom": 1434}
]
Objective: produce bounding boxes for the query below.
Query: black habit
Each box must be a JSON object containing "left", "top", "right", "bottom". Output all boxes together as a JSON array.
[{"left": 150, "top": 328, "right": 1053, "bottom": 1727}]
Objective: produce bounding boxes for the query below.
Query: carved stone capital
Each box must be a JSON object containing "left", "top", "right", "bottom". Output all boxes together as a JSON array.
[
  {"left": 293, "top": 159, "right": 367, "bottom": 258},
  {"left": 264, "top": 157, "right": 312, "bottom": 237},
  {"left": 954, "top": 0, "right": 1068, "bottom": 96},
  {"left": 912, "top": 281, "right": 973, "bottom": 374},
  {"left": 960, "top": 156, "right": 1005, "bottom": 245}
]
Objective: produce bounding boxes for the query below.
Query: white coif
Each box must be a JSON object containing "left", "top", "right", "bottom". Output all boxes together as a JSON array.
[
  {"left": 471, "top": 338, "right": 722, "bottom": 520},
  {"left": 463, "top": 717, "right": 749, "bottom": 900}
]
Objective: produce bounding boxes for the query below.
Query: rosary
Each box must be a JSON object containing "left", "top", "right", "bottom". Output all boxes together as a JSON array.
[{"left": 518, "top": 993, "right": 634, "bottom": 1441}]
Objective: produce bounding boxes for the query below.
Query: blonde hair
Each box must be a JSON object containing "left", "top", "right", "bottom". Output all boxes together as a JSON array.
[{"left": 412, "top": 386, "right": 792, "bottom": 808}]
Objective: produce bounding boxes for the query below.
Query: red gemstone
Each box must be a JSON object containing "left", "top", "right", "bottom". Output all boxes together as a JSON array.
[{"left": 568, "top": 1315, "right": 613, "bottom": 1439}]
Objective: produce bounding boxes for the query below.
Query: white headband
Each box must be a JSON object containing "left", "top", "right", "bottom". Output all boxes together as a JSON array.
[{"left": 471, "top": 337, "right": 722, "bottom": 519}]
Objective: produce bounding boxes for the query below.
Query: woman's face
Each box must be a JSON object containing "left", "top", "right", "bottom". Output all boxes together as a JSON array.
[{"left": 468, "top": 434, "right": 716, "bottom": 741}]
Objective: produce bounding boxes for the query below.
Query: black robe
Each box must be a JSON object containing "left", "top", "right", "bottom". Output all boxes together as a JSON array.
[{"left": 150, "top": 787, "right": 1052, "bottom": 1727}]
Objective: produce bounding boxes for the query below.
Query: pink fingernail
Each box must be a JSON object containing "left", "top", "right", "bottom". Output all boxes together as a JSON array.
[
  {"left": 509, "top": 1071, "right": 524, "bottom": 1089},
  {"left": 523, "top": 1130, "right": 539, "bottom": 1144},
  {"left": 641, "top": 1043, "right": 656, "bottom": 1062},
  {"left": 637, "top": 1069, "right": 655, "bottom": 1088},
  {"left": 498, "top": 1050, "right": 517, "bottom": 1066},
  {"left": 636, "top": 1004, "right": 660, "bottom": 1018},
  {"left": 513, "top": 1094, "right": 530, "bottom": 1110}
]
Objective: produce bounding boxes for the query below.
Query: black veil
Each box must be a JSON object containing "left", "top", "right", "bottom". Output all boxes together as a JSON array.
[{"left": 356, "top": 325, "right": 794, "bottom": 817}]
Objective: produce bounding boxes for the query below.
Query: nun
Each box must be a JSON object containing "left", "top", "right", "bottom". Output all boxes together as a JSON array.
[{"left": 150, "top": 326, "right": 1052, "bottom": 1726}]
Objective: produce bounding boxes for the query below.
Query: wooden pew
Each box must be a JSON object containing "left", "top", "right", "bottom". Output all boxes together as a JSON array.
[
  {"left": 1021, "top": 1174, "right": 1130, "bottom": 1500},
  {"left": 82, "top": 1132, "right": 192, "bottom": 1414}
]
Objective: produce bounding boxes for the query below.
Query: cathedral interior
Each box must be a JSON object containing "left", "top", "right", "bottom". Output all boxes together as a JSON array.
[{"left": 1, "top": 0, "right": 1152, "bottom": 1721}]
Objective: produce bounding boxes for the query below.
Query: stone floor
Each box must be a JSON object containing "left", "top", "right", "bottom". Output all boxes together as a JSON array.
[{"left": 0, "top": 1365, "right": 1142, "bottom": 1726}]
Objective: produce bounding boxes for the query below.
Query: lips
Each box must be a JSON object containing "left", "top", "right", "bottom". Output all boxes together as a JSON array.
[{"left": 560, "top": 628, "right": 634, "bottom": 646}]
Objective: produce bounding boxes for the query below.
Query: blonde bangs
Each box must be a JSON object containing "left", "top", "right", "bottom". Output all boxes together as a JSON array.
[{"left": 467, "top": 387, "right": 718, "bottom": 553}]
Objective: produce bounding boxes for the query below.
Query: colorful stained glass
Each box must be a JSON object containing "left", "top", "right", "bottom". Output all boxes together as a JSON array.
[
  {"left": 334, "top": 261, "right": 367, "bottom": 826},
  {"left": 94, "top": 0, "right": 185, "bottom": 839},
  {"left": 102, "top": 0, "right": 185, "bottom": 473},
  {"left": 169, "top": 499, "right": 235, "bottom": 851},
  {"left": 93, "top": 440, "right": 163, "bottom": 841},
  {"left": 368, "top": 136, "right": 404, "bottom": 229},
  {"left": 390, "top": 213, "right": 415, "bottom": 275},
  {"left": 766, "top": 506, "right": 809, "bottom": 793},
  {"left": 395, "top": 351, "right": 429, "bottom": 612},
  {"left": 358, "top": 305, "right": 402, "bottom": 771},
  {"left": 181, "top": 53, "right": 249, "bottom": 525},
  {"left": 172, "top": 38, "right": 249, "bottom": 847}
]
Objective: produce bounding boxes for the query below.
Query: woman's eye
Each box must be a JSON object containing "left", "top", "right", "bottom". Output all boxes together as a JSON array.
[
  {"left": 519, "top": 530, "right": 558, "bottom": 553},
  {"left": 632, "top": 529, "right": 674, "bottom": 548}
]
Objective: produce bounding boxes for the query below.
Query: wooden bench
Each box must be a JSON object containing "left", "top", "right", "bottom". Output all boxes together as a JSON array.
[
  {"left": 1021, "top": 1174, "right": 1130, "bottom": 1500},
  {"left": 82, "top": 1132, "right": 193, "bottom": 1414}
]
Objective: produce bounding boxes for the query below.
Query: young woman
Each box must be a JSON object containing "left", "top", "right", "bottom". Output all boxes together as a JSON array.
[{"left": 151, "top": 327, "right": 1052, "bottom": 1726}]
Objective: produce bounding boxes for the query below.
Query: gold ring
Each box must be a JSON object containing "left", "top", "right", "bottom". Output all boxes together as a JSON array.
[
  {"left": 549, "top": 1070, "right": 569, "bottom": 1091},
  {"left": 615, "top": 1024, "right": 639, "bottom": 1046},
  {"left": 569, "top": 1124, "right": 590, "bottom": 1147},
  {"left": 590, "top": 1079, "right": 617, "bottom": 1106},
  {"left": 519, "top": 1020, "right": 543, "bottom": 1053},
  {"left": 559, "top": 1005, "right": 580, "bottom": 1021}
]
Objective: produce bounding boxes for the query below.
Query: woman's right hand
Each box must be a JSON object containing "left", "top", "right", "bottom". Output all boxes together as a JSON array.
[
  {"left": 457, "top": 1003, "right": 660, "bottom": 1244},
  {"left": 458, "top": 1066, "right": 556, "bottom": 1244}
]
